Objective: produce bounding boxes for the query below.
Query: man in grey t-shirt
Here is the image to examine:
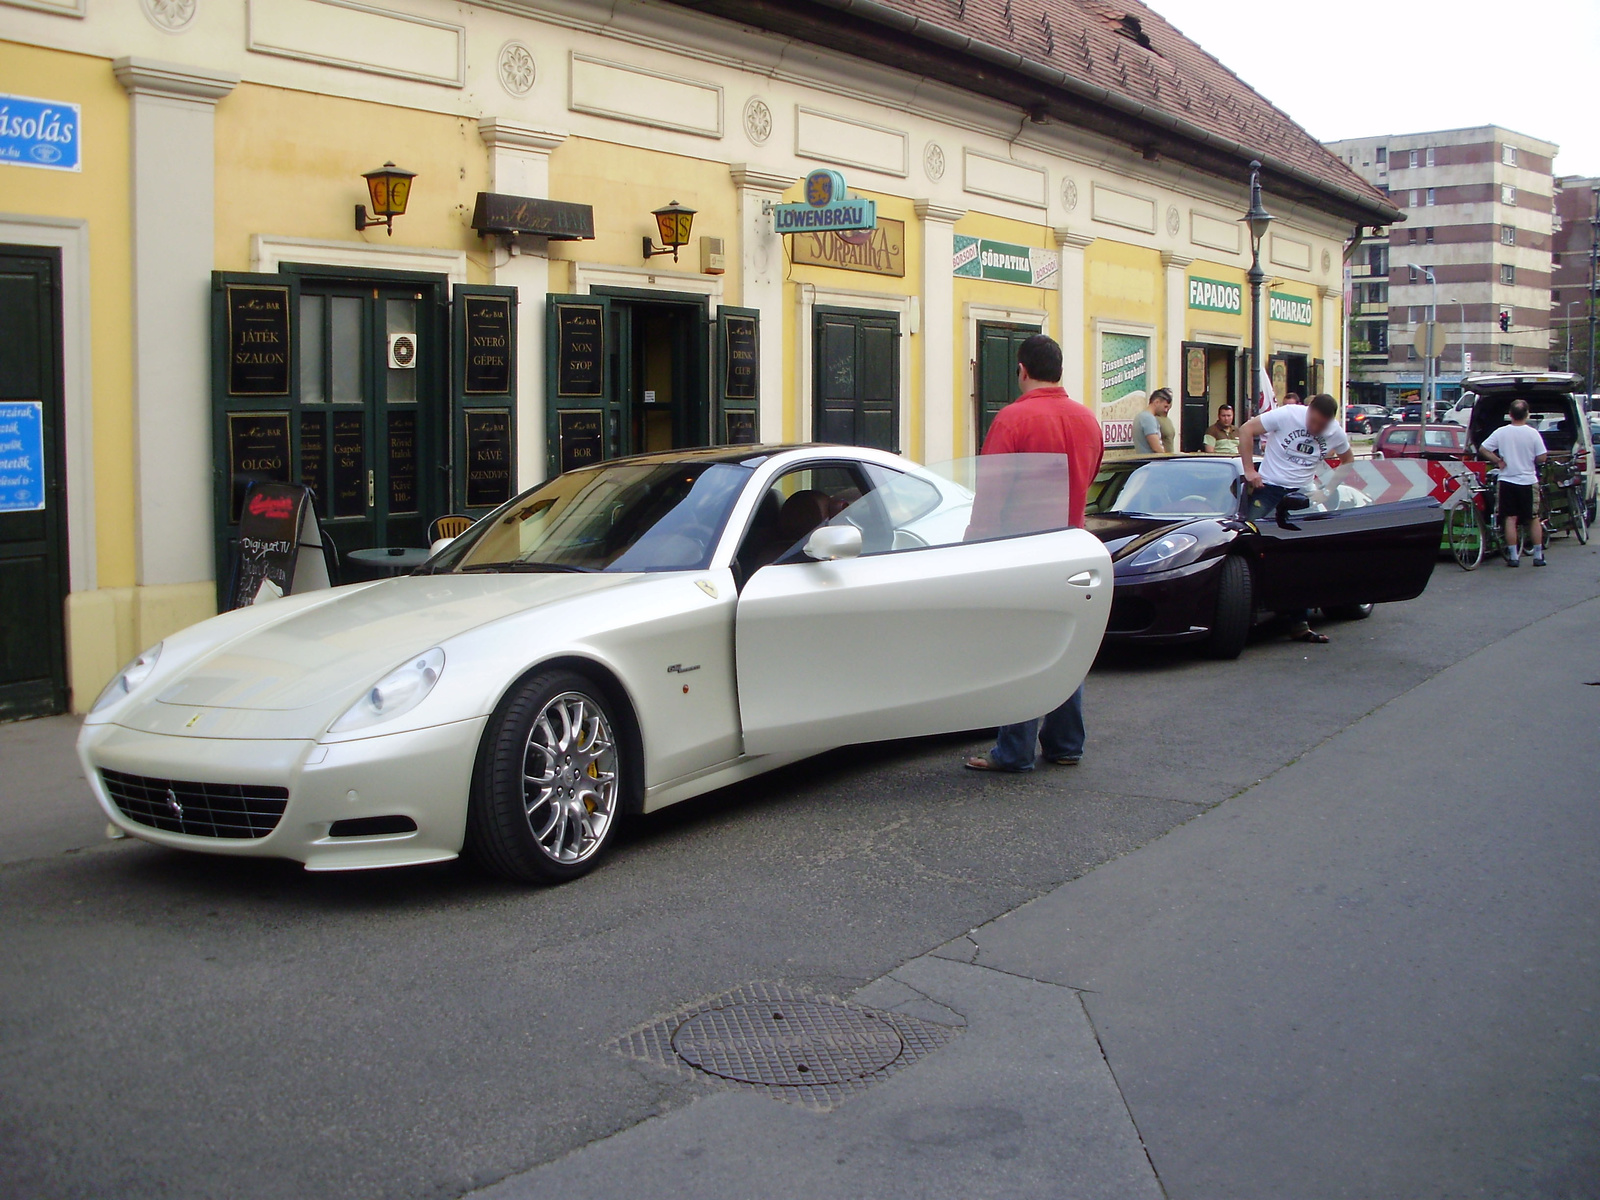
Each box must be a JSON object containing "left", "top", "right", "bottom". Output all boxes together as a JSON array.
[{"left": 1134, "top": 388, "right": 1175, "bottom": 454}]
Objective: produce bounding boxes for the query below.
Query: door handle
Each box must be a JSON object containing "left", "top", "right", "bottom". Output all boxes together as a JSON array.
[
  {"left": 1068, "top": 569, "right": 1101, "bottom": 588},
  {"left": 367, "top": 470, "right": 375, "bottom": 508}
]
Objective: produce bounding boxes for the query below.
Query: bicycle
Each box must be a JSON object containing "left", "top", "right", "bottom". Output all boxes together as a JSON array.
[
  {"left": 1446, "top": 470, "right": 1494, "bottom": 570},
  {"left": 1541, "top": 460, "right": 1589, "bottom": 546}
]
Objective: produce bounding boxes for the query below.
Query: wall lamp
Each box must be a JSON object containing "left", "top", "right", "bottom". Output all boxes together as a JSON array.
[
  {"left": 355, "top": 162, "right": 417, "bottom": 236},
  {"left": 643, "top": 201, "right": 696, "bottom": 262}
]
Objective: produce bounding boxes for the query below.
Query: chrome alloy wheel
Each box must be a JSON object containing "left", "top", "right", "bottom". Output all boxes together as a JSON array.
[{"left": 521, "top": 691, "right": 618, "bottom": 864}]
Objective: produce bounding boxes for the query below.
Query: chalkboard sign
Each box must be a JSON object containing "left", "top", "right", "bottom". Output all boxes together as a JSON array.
[
  {"left": 227, "top": 411, "right": 292, "bottom": 520},
  {"left": 228, "top": 482, "right": 308, "bottom": 609},
  {"left": 724, "top": 314, "right": 758, "bottom": 402},
  {"left": 724, "top": 410, "right": 758, "bottom": 445},
  {"left": 331, "top": 410, "right": 366, "bottom": 519},
  {"left": 387, "top": 409, "right": 418, "bottom": 513},
  {"left": 557, "top": 408, "right": 604, "bottom": 475},
  {"left": 299, "top": 411, "right": 326, "bottom": 515},
  {"left": 226, "top": 284, "right": 291, "bottom": 396},
  {"left": 556, "top": 304, "right": 604, "bottom": 397},
  {"left": 464, "top": 409, "right": 513, "bottom": 508},
  {"left": 463, "top": 297, "right": 512, "bottom": 394}
]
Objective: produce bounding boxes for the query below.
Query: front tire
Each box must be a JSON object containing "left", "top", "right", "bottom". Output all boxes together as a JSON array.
[
  {"left": 1202, "top": 556, "right": 1252, "bottom": 660},
  {"left": 1448, "top": 504, "right": 1484, "bottom": 571},
  {"left": 467, "top": 670, "right": 625, "bottom": 884},
  {"left": 1567, "top": 487, "right": 1588, "bottom": 544}
]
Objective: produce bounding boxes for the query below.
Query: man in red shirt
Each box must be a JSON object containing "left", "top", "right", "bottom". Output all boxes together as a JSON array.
[{"left": 964, "top": 334, "right": 1104, "bottom": 773}]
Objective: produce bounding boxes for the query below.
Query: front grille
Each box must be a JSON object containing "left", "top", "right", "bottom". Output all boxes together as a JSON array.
[
  {"left": 1107, "top": 595, "right": 1156, "bottom": 633},
  {"left": 101, "top": 769, "right": 288, "bottom": 839}
]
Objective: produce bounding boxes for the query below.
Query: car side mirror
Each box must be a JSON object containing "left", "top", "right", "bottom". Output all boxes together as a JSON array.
[
  {"left": 803, "top": 524, "right": 863, "bottom": 561},
  {"left": 429, "top": 536, "right": 455, "bottom": 555}
]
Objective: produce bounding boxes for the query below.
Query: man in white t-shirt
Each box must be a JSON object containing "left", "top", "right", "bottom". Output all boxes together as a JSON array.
[
  {"left": 1235, "top": 393, "right": 1356, "bottom": 643},
  {"left": 1480, "top": 398, "right": 1549, "bottom": 567}
]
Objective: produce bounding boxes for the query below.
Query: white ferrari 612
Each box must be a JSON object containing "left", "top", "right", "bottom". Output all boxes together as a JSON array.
[{"left": 79, "top": 446, "right": 1110, "bottom": 883}]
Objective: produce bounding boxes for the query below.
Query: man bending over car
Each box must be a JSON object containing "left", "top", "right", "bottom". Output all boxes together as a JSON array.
[{"left": 1236, "top": 393, "right": 1356, "bottom": 644}]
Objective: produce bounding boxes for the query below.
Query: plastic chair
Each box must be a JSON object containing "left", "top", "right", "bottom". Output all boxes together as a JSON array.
[{"left": 428, "top": 514, "right": 473, "bottom": 543}]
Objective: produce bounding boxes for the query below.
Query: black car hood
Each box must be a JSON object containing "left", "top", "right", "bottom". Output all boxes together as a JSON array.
[{"left": 1086, "top": 513, "right": 1197, "bottom": 560}]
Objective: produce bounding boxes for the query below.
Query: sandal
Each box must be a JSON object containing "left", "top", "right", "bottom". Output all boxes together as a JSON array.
[
  {"left": 964, "top": 755, "right": 1031, "bottom": 773},
  {"left": 1291, "top": 628, "right": 1330, "bottom": 644}
]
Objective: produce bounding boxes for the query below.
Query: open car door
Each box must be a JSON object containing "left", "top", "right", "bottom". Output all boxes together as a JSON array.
[
  {"left": 1249, "top": 459, "right": 1442, "bottom": 612},
  {"left": 734, "top": 457, "right": 1112, "bottom": 757}
]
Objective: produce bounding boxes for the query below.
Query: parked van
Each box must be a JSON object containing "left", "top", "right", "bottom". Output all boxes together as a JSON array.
[{"left": 1462, "top": 372, "right": 1596, "bottom": 518}]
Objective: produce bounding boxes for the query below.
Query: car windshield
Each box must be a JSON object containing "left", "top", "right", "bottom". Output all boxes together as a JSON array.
[
  {"left": 433, "top": 460, "right": 752, "bottom": 573},
  {"left": 1086, "top": 459, "right": 1238, "bottom": 518}
]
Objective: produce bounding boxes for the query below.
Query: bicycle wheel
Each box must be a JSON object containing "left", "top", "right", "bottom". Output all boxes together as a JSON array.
[
  {"left": 1448, "top": 503, "right": 1484, "bottom": 570},
  {"left": 1569, "top": 487, "right": 1589, "bottom": 545}
]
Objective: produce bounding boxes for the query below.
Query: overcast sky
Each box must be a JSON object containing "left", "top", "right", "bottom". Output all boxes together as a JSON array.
[{"left": 1151, "top": 0, "right": 1600, "bottom": 178}]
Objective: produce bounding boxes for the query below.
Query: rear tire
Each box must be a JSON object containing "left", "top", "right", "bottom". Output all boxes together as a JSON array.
[
  {"left": 1567, "top": 487, "right": 1588, "bottom": 544},
  {"left": 466, "top": 669, "right": 627, "bottom": 885},
  {"left": 1325, "top": 603, "right": 1374, "bottom": 621},
  {"left": 1448, "top": 504, "right": 1484, "bottom": 571},
  {"left": 1202, "top": 556, "right": 1252, "bottom": 660}
]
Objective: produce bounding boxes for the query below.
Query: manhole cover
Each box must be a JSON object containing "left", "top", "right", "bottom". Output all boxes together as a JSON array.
[{"left": 671, "top": 998, "right": 905, "bottom": 1086}]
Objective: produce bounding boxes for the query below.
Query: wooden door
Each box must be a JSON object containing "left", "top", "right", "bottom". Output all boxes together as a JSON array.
[
  {"left": 975, "top": 321, "right": 1039, "bottom": 448},
  {"left": 814, "top": 307, "right": 899, "bottom": 451},
  {"left": 1180, "top": 341, "right": 1210, "bottom": 452},
  {"left": 0, "top": 247, "right": 68, "bottom": 718}
]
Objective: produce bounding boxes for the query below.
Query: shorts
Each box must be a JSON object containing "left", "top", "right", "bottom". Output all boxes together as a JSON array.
[{"left": 1498, "top": 481, "right": 1535, "bottom": 522}]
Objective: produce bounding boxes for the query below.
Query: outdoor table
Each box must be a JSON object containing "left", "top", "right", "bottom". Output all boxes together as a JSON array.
[{"left": 347, "top": 546, "right": 431, "bottom": 576}]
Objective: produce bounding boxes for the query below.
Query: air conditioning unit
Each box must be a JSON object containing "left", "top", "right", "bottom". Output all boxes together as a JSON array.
[
  {"left": 700, "top": 235, "right": 726, "bottom": 276},
  {"left": 388, "top": 333, "right": 417, "bottom": 369}
]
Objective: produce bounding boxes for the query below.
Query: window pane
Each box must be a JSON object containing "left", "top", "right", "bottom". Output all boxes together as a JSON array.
[
  {"left": 386, "top": 297, "right": 417, "bottom": 403},
  {"left": 299, "top": 295, "right": 324, "bottom": 403},
  {"left": 331, "top": 296, "right": 362, "bottom": 403}
]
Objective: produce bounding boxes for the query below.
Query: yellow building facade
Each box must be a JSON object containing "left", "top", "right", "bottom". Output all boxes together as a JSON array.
[{"left": 0, "top": 0, "right": 1385, "bottom": 716}]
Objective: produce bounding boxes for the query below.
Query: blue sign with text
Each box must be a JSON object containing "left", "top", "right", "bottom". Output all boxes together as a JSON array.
[
  {"left": 0, "top": 93, "right": 81, "bottom": 173},
  {"left": 0, "top": 402, "right": 46, "bottom": 512}
]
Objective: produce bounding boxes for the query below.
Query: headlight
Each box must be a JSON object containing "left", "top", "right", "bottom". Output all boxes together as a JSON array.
[
  {"left": 328, "top": 648, "right": 445, "bottom": 733},
  {"left": 1127, "top": 533, "right": 1199, "bottom": 569},
  {"left": 90, "top": 643, "right": 162, "bottom": 713}
]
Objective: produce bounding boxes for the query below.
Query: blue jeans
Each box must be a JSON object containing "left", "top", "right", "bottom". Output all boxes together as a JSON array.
[
  {"left": 1246, "top": 483, "right": 1309, "bottom": 626},
  {"left": 989, "top": 684, "right": 1085, "bottom": 771}
]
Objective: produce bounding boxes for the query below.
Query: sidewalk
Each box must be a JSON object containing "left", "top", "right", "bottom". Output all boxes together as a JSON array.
[
  {"left": 0, "top": 713, "right": 99, "bottom": 865},
  {"left": 476, "top": 596, "right": 1600, "bottom": 1200}
]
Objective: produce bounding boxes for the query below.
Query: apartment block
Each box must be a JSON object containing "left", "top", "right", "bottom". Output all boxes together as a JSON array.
[
  {"left": 1325, "top": 126, "right": 1558, "bottom": 406},
  {"left": 1551, "top": 176, "right": 1597, "bottom": 378}
]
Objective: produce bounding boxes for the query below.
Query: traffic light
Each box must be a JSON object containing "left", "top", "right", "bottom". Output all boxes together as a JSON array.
[{"left": 1498, "top": 309, "right": 1511, "bottom": 333}]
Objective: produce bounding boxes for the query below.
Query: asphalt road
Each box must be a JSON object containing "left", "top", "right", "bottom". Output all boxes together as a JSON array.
[{"left": 3, "top": 543, "right": 1597, "bottom": 1200}]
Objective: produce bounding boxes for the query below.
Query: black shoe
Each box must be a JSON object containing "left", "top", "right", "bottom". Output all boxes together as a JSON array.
[{"left": 1533, "top": 553, "right": 1547, "bottom": 566}]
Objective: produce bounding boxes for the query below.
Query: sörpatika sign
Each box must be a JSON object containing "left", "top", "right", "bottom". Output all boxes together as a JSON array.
[
  {"left": 0, "top": 401, "right": 45, "bottom": 512},
  {"left": 952, "top": 236, "right": 1059, "bottom": 288},
  {"left": 1269, "top": 291, "right": 1314, "bottom": 326},
  {"left": 772, "top": 169, "right": 877, "bottom": 235},
  {"left": 791, "top": 218, "right": 906, "bottom": 277},
  {"left": 1188, "top": 275, "right": 1242, "bottom": 314},
  {"left": 0, "top": 93, "right": 80, "bottom": 173}
]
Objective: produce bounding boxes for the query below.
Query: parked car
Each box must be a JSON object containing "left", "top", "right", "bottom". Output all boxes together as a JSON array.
[
  {"left": 1442, "top": 396, "right": 1473, "bottom": 426},
  {"left": 1345, "top": 404, "right": 1393, "bottom": 435},
  {"left": 1084, "top": 455, "right": 1441, "bottom": 660},
  {"left": 1462, "top": 371, "right": 1597, "bottom": 514},
  {"left": 1374, "top": 424, "right": 1470, "bottom": 459},
  {"left": 78, "top": 446, "right": 1111, "bottom": 883}
]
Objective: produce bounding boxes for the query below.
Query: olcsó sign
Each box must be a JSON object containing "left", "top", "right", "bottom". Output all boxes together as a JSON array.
[
  {"left": 0, "top": 93, "right": 80, "bottom": 172},
  {"left": 772, "top": 169, "right": 877, "bottom": 234}
]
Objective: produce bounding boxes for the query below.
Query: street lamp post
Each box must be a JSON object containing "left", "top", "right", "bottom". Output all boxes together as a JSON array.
[
  {"left": 1589, "top": 191, "right": 1598, "bottom": 396},
  {"left": 1562, "top": 300, "right": 1585, "bottom": 372},
  {"left": 1241, "top": 161, "right": 1273, "bottom": 425},
  {"left": 1415, "top": 265, "right": 1439, "bottom": 433},
  {"left": 1450, "top": 295, "right": 1467, "bottom": 381}
]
